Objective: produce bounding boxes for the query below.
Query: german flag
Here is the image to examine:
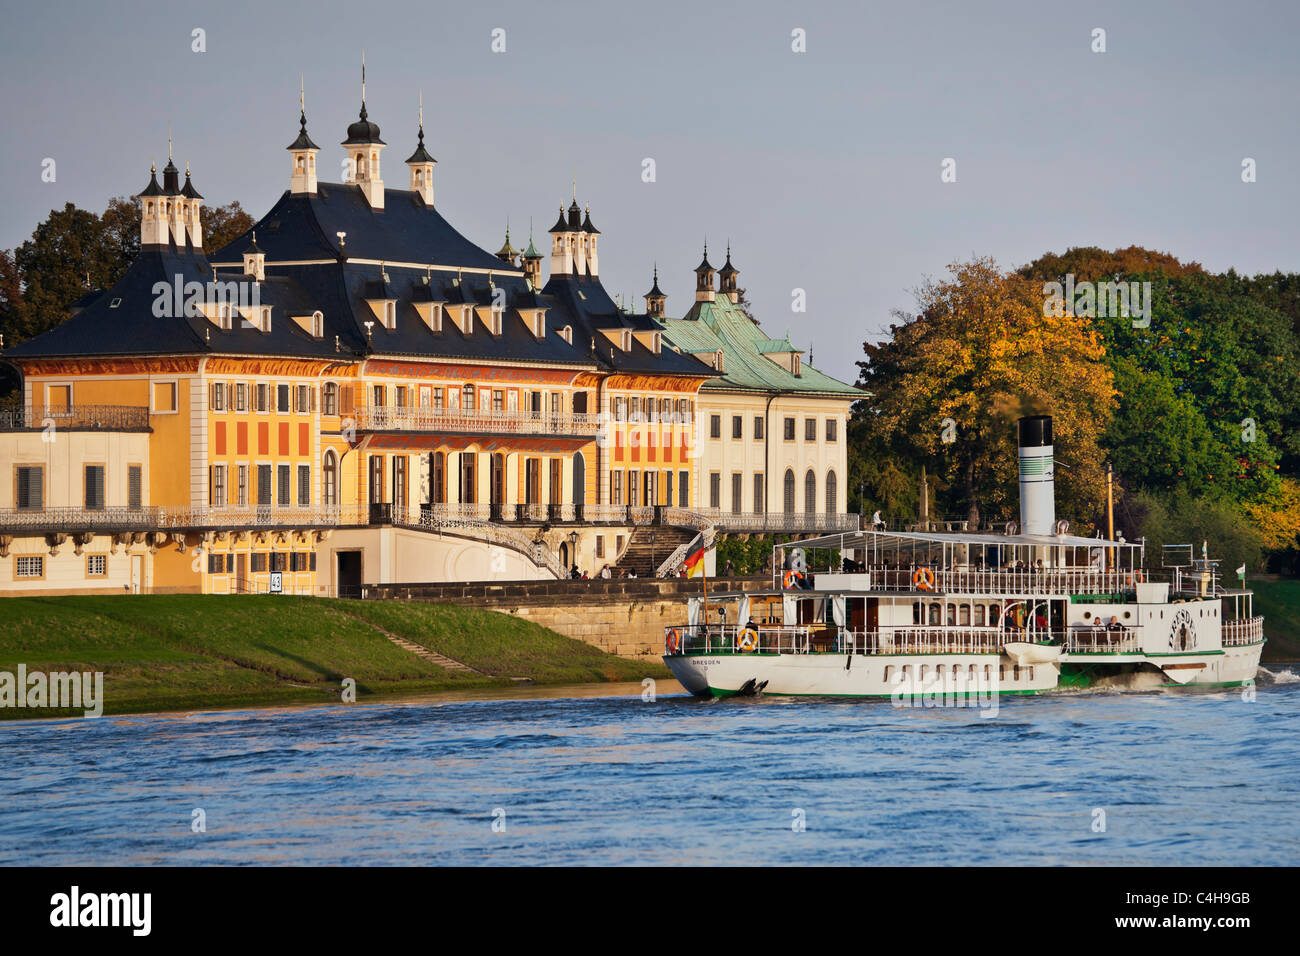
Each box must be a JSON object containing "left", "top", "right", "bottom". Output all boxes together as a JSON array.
[{"left": 683, "top": 534, "right": 707, "bottom": 578}]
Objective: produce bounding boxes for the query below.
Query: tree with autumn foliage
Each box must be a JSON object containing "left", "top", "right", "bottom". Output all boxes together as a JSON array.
[{"left": 856, "top": 257, "right": 1116, "bottom": 529}]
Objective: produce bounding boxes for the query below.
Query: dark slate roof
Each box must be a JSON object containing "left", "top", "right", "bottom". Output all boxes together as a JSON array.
[
  {"left": 695, "top": 249, "right": 713, "bottom": 273},
  {"left": 542, "top": 274, "right": 716, "bottom": 378},
  {"left": 210, "top": 183, "right": 514, "bottom": 271},
  {"left": 548, "top": 207, "right": 568, "bottom": 233},
  {"left": 4, "top": 248, "right": 343, "bottom": 360},
  {"left": 181, "top": 170, "right": 203, "bottom": 200},
  {"left": 137, "top": 166, "right": 164, "bottom": 198},
  {"left": 582, "top": 207, "right": 600, "bottom": 234}
]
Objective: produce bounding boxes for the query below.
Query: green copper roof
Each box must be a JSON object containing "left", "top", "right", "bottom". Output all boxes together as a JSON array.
[{"left": 655, "top": 294, "right": 864, "bottom": 398}]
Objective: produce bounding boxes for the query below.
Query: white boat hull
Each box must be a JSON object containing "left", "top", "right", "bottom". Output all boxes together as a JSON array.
[
  {"left": 665, "top": 640, "right": 1264, "bottom": 699},
  {"left": 666, "top": 651, "right": 1057, "bottom": 699}
]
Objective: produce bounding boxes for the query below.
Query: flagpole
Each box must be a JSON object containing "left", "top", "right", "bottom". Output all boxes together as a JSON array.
[{"left": 702, "top": 533, "right": 710, "bottom": 647}]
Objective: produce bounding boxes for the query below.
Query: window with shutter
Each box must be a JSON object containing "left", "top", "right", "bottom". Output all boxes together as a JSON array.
[
  {"left": 257, "top": 465, "right": 272, "bottom": 505},
  {"left": 16, "top": 466, "right": 43, "bottom": 511},
  {"left": 84, "top": 465, "right": 105, "bottom": 511},
  {"left": 128, "top": 465, "right": 142, "bottom": 511},
  {"left": 277, "top": 465, "right": 290, "bottom": 506}
]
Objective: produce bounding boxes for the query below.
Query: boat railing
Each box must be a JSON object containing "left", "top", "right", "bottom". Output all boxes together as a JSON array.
[
  {"left": 1065, "top": 627, "right": 1142, "bottom": 653},
  {"left": 853, "top": 566, "right": 1131, "bottom": 596},
  {"left": 667, "top": 624, "right": 1042, "bottom": 656},
  {"left": 865, "top": 627, "right": 1006, "bottom": 655},
  {"left": 666, "top": 624, "right": 810, "bottom": 656},
  {"left": 1221, "top": 616, "right": 1265, "bottom": 646}
]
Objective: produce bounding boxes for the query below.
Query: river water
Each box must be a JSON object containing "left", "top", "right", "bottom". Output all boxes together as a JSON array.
[{"left": 3, "top": 668, "right": 1298, "bottom": 866}]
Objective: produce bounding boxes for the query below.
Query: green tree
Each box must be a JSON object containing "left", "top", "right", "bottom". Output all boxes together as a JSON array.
[{"left": 202, "top": 201, "right": 255, "bottom": 256}]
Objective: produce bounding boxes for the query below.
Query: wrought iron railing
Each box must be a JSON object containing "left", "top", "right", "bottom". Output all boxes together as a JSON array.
[
  {"left": 352, "top": 404, "right": 600, "bottom": 436},
  {"left": 0, "top": 404, "right": 151, "bottom": 431}
]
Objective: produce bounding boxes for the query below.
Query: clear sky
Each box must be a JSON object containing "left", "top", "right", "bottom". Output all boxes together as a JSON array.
[{"left": 2, "top": 0, "right": 1297, "bottom": 385}]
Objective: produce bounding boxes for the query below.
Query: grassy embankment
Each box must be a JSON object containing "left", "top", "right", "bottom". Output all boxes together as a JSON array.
[
  {"left": 1252, "top": 579, "right": 1300, "bottom": 661},
  {"left": 0, "top": 595, "right": 667, "bottom": 720}
]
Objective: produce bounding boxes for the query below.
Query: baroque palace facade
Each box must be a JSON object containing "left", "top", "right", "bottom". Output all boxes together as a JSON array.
[{"left": 0, "top": 89, "right": 861, "bottom": 596}]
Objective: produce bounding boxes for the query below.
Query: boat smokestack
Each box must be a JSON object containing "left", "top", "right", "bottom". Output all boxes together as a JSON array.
[{"left": 1017, "top": 415, "right": 1055, "bottom": 536}]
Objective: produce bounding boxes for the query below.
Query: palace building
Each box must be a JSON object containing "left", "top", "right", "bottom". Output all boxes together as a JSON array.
[{"left": 0, "top": 82, "right": 860, "bottom": 596}]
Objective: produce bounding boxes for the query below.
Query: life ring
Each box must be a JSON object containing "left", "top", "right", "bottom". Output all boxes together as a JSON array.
[
  {"left": 913, "top": 567, "right": 935, "bottom": 591},
  {"left": 738, "top": 625, "right": 759, "bottom": 652},
  {"left": 666, "top": 628, "right": 681, "bottom": 654},
  {"left": 1131, "top": 570, "right": 1144, "bottom": 585},
  {"left": 783, "top": 570, "right": 805, "bottom": 590}
]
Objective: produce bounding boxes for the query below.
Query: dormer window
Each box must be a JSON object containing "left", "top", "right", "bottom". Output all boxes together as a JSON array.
[
  {"left": 561, "top": 325, "right": 572, "bottom": 345},
  {"left": 489, "top": 308, "right": 503, "bottom": 336},
  {"left": 292, "top": 311, "right": 324, "bottom": 338},
  {"left": 792, "top": 353, "right": 801, "bottom": 376},
  {"left": 622, "top": 330, "right": 632, "bottom": 352},
  {"left": 714, "top": 350, "right": 725, "bottom": 372},
  {"left": 429, "top": 303, "right": 442, "bottom": 332},
  {"left": 384, "top": 301, "right": 396, "bottom": 330}
]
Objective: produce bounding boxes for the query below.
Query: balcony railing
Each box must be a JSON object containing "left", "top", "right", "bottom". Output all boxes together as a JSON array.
[
  {"left": 707, "top": 510, "right": 861, "bottom": 533},
  {"left": 0, "top": 404, "right": 151, "bottom": 432},
  {"left": 351, "top": 404, "right": 601, "bottom": 436},
  {"left": 1222, "top": 616, "right": 1265, "bottom": 646}
]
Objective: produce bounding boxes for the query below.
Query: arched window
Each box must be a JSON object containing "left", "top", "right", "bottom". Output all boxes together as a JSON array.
[
  {"left": 825, "top": 469, "right": 837, "bottom": 514},
  {"left": 323, "top": 450, "right": 338, "bottom": 508},
  {"left": 804, "top": 469, "right": 816, "bottom": 513},
  {"left": 783, "top": 469, "right": 795, "bottom": 514}
]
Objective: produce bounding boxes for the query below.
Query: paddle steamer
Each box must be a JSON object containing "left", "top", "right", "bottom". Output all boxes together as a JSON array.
[{"left": 663, "top": 415, "right": 1266, "bottom": 699}]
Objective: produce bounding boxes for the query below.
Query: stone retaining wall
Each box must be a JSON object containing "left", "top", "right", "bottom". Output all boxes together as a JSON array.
[{"left": 362, "top": 576, "right": 770, "bottom": 659}]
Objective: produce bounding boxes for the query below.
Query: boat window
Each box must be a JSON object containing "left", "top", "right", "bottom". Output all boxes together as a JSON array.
[
  {"left": 913, "top": 602, "right": 922, "bottom": 625},
  {"left": 946, "top": 604, "right": 956, "bottom": 626},
  {"left": 1027, "top": 667, "right": 1034, "bottom": 681},
  {"left": 883, "top": 666, "right": 893, "bottom": 683},
  {"left": 959, "top": 605, "right": 971, "bottom": 626},
  {"left": 974, "top": 606, "right": 985, "bottom": 626},
  {"left": 929, "top": 603, "right": 940, "bottom": 625},
  {"left": 998, "top": 666, "right": 1005, "bottom": 681},
  {"left": 1013, "top": 666, "right": 1021, "bottom": 681}
]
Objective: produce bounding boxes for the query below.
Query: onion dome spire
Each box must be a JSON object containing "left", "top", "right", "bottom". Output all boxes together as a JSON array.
[
  {"left": 522, "top": 220, "right": 542, "bottom": 260},
  {"left": 718, "top": 241, "right": 737, "bottom": 279},
  {"left": 343, "top": 52, "right": 384, "bottom": 145},
  {"left": 647, "top": 264, "right": 664, "bottom": 298},
  {"left": 287, "top": 77, "right": 320, "bottom": 151},
  {"left": 695, "top": 240, "right": 714, "bottom": 274},
  {"left": 405, "top": 90, "right": 435, "bottom": 164},
  {"left": 496, "top": 222, "right": 518, "bottom": 263}
]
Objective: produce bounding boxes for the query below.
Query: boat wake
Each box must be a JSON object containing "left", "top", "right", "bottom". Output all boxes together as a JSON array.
[{"left": 1255, "top": 666, "right": 1300, "bottom": 685}]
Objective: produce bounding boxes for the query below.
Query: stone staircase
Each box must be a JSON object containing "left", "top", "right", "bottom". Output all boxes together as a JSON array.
[
  {"left": 340, "top": 611, "right": 484, "bottom": 674},
  {"left": 613, "top": 526, "right": 699, "bottom": 578}
]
